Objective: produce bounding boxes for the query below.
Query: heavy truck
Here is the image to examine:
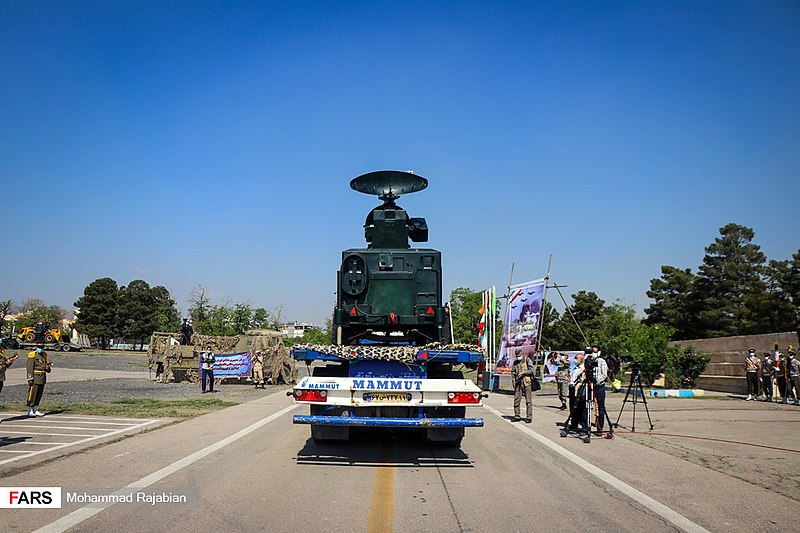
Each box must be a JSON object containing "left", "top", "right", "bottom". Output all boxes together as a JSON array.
[{"left": 290, "top": 171, "right": 485, "bottom": 447}]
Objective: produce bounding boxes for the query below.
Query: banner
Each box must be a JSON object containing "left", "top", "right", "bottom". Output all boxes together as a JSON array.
[
  {"left": 497, "top": 278, "right": 545, "bottom": 374},
  {"left": 540, "top": 351, "right": 584, "bottom": 382},
  {"left": 201, "top": 352, "right": 252, "bottom": 377}
]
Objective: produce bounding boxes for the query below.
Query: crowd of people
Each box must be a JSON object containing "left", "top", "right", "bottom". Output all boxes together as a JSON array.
[{"left": 745, "top": 348, "right": 799, "bottom": 404}]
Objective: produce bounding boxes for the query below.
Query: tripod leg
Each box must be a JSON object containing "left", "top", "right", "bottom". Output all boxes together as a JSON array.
[
  {"left": 615, "top": 373, "right": 636, "bottom": 428},
  {"left": 636, "top": 376, "right": 655, "bottom": 431}
]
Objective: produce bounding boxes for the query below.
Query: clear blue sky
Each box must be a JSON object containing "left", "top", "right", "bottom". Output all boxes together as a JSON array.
[{"left": 2, "top": 1, "right": 798, "bottom": 326}]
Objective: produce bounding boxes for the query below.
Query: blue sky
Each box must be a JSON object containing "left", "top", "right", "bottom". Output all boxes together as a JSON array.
[{"left": 1, "top": 1, "right": 798, "bottom": 326}]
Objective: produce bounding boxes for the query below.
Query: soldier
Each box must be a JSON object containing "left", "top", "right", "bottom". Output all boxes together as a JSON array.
[
  {"left": 0, "top": 346, "right": 19, "bottom": 421},
  {"left": 251, "top": 350, "right": 265, "bottom": 388},
  {"left": 775, "top": 352, "right": 787, "bottom": 402},
  {"left": 785, "top": 351, "right": 800, "bottom": 406},
  {"left": 26, "top": 342, "right": 52, "bottom": 417},
  {"left": 549, "top": 351, "right": 570, "bottom": 410},
  {"left": 761, "top": 351, "right": 775, "bottom": 402},
  {"left": 745, "top": 348, "right": 759, "bottom": 400}
]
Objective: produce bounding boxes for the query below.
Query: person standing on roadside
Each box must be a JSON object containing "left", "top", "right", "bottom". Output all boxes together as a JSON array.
[
  {"left": 200, "top": 346, "right": 215, "bottom": 394},
  {"left": 26, "top": 342, "right": 52, "bottom": 417},
  {"left": 785, "top": 351, "right": 799, "bottom": 406},
  {"left": 0, "top": 347, "right": 18, "bottom": 421},
  {"left": 512, "top": 348, "right": 535, "bottom": 423},
  {"left": 251, "top": 350, "right": 265, "bottom": 388},
  {"left": 549, "top": 351, "right": 570, "bottom": 410},
  {"left": 745, "top": 348, "right": 760, "bottom": 400},
  {"left": 761, "top": 351, "right": 775, "bottom": 402}
]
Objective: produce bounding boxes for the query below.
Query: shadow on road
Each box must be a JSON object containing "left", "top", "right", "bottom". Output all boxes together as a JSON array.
[{"left": 295, "top": 429, "right": 474, "bottom": 468}]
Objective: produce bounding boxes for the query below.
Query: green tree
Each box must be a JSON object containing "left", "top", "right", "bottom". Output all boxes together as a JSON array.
[
  {"left": 231, "top": 302, "right": 254, "bottom": 334},
  {"left": 550, "top": 291, "right": 605, "bottom": 350},
  {"left": 117, "top": 280, "right": 156, "bottom": 349},
  {"left": 16, "top": 299, "right": 67, "bottom": 331},
  {"left": 74, "top": 278, "right": 119, "bottom": 349},
  {"left": 644, "top": 266, "right": 699, "bottom": 339},
  {"left": 0, "top": 299, "right": 12, "bottom": 336},
  {"left": 202, "top": 305, "right": 235, "bottom": 336},
  {"left": 151, "top": 285, "right": 180, "bottom": 332},
  {"left": 538, "top": 300, "right": 561, "bottom": 350},
  {"left": 449, "top": 287, "right": 483, "bottom": 344},
  {"left": 694, "top": 223, "right": 767, "bottom": 337},
  {"left": 188, "top": 285, "right": 211, "bottom": 327}
]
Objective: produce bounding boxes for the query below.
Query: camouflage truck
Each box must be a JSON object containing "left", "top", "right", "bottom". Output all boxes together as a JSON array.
[{"left": 147, "top": 329, "right": 296, "bottom": 385}]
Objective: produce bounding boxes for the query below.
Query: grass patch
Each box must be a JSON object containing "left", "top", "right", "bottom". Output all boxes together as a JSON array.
[{"left": 0, "top": 398, "right": 238, "bottom": 418}]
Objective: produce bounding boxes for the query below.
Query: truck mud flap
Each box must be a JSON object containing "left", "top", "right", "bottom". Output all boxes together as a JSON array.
[{"left": 293, "top": 415, "right": 484, "bottom": 428}]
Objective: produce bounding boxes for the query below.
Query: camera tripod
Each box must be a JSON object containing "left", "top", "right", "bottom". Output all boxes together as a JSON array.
[
  {"left": 614, "top": 364, "right": 654, "bottom": 432},
  {"left": 559, "top": 378, "right": 614, "bottom": 443}
]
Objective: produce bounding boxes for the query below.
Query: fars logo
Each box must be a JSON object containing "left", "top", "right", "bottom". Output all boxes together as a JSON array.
[{"left": 0, "top": 487, "right": 62, "bottom": 508}]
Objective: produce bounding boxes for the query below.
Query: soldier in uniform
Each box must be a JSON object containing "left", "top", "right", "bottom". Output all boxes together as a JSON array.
[
  {"left": 745, "top": 348, "right": 760, "bottom": 400},
  {"left": 549, "top": 351, "right": 570, "bottom": 410},
  {"left": 0, "top": 347, "right": 19, "bottom": 421},
  {"left": 251, "top": 350, "right": 265, "bottom": 388},
  {"left": 785, "top": 351, "right": 800, "bottom": 406},
  {"left": 26, "top": 342, "right": 52, "bottom": 417},
  {"left": 761, "top": 351, "right": 775, "bottom": 402}
]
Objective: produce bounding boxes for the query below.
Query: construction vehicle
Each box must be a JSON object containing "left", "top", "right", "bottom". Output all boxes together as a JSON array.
[{"left": 17, "top": 326, "right": 65, "bottom": 344}]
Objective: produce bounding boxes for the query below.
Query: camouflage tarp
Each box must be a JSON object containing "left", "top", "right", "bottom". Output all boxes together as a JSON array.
[{"left": 294, "top": 342, "right": 482, "bottom": 363}]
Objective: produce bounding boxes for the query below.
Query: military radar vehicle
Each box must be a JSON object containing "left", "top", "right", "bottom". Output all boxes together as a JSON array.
[{"left": 290, "top": 171, "right": 485, "bottom": 447}]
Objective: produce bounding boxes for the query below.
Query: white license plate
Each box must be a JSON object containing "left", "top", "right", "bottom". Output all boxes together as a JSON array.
[{"left": 363, "top": 392, "right": 413, "bottom": 403}]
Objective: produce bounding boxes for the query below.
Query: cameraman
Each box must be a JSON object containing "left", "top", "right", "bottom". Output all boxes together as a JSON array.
[
  {"left": 590, "top": 345, "right": 609, "bottom": 435},
  {"left": 568, "top": 353, "right": 589, "bottom": 435}
]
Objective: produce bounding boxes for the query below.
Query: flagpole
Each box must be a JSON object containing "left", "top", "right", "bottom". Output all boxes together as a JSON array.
[{"left": 537, "top": 254, "right": 553, "bottom": 351}]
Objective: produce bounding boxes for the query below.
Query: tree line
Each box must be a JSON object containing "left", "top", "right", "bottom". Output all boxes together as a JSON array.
[{"left": 448, "top": 223, "right": 798, "bottom": 386}]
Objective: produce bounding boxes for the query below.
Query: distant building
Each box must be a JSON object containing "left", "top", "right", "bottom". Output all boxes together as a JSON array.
[{"left": 281, "top": 321, "right": 318, "bottom": 339}]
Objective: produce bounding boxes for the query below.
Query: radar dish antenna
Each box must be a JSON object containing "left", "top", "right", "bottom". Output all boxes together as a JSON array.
[{"left": 350, "top": 170, "right": 428, "bottom": 204}]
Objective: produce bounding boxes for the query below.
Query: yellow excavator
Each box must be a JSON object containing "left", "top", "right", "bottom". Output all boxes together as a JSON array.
[{"left": 17, "top": 325, "right": 65, "bottom": 344}]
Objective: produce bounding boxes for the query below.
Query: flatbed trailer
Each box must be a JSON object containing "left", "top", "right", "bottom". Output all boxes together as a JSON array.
[
  {"left": 2, "top": 339, "right": 81, "bottom": 352},
  {"left": 290, "top": 345, "right": 486, "bottom": 447}
]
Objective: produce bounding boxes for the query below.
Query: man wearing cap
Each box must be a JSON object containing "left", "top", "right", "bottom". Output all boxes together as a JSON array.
[
  {"left": 785, "top": 351, "right": 799, "bottom": 406},
  {"left": 512, "top": 348, "right": 535, "bottom": 423},
  {"left": 26, "top": 342, "right": 52, "bottom": 417},
  {"left": 761, "top": 351, "right": 775, "bottom": 402},
  {"left": 251, "top": 350, "right": 265, "bottom": 388},
  {"left": 0, "top": 346, "right": 19, "bottom": 422},
  {"left": 548, "top": 351, "right": 570, "bottom": 410},
  {"left": 744, "top": 348, "right": 760, "bottom": 400}
]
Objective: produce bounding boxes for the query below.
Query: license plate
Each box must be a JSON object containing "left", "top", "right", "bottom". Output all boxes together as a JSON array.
[{"left": 363, "top": 393, "right": 413, "bottom": 403}]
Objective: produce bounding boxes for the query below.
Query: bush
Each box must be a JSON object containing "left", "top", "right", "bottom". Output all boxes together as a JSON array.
[{"left": 664, "top": 346, "right": 710, "bottom": 388}]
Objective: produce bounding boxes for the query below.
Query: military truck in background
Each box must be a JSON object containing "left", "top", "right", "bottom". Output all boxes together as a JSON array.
[{"left": 148, "top": 329, "right": 296, "bottom": 385}]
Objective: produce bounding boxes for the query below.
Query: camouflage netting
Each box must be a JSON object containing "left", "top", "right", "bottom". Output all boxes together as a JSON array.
[
  {"left": 147, "top": 330, "right": 297, "bottom": 384},
  {"left": 251, "top": 334, "right": 297, "bottom": 385},
  {"left": 191, "top": 334, "right": 240, "bottom": 354},
  {"left": 294, "top": 342, "right": 482, "bottom": 363}
]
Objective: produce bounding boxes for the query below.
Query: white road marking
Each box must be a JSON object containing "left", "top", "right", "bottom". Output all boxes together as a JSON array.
[
  {"left": 34, "top": 403, "right": 299, "bottom": 533},
  {"left": 483, "top": 404, "right": 711, "bottom": 533},
  {"left": 0, "top": 418, "right": 159, "bottom": 466}
]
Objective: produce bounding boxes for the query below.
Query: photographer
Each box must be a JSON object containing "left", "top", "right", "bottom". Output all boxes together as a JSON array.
[
  {"left": 589, "top": 345, "right": 609, "bottom": 435},
  {"left": 568, "top": 352, "right": 589, "bottom": 435}
]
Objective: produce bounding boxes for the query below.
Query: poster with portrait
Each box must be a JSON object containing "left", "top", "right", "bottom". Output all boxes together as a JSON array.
[
  {"left": 497, "top": 278, "right": 545, "bottom": 374},
  {"left": 541, "top": 351, "right": 585, "bottom": 382}
]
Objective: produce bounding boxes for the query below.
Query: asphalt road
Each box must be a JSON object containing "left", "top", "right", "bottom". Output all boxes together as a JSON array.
[{"left": 2, "top": 388, "right": 798, "bottom": 533}]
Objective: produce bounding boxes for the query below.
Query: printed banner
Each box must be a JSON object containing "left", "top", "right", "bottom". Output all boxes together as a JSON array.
[
  {"left": 497, "top": 278, "right": 545, "bottom": 374},
  {"left": 200, "top": 352, "right": 252, "bottom": 377},
  {"left": 540, "top": 351, "right": 584, "bottom": 382}
]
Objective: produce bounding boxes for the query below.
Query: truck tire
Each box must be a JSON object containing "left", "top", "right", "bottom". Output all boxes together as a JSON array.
[{"left": 61, "top": 344, "right": 71, "bottom": 352}]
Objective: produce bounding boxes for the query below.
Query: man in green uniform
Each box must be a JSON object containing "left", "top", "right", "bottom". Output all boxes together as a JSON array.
[
  {"left": 549, "top": 351, "right": 570, "bottom": 410},
  {"left": 1, "top": 346, "right": 19, "bottom": 422},
  {"left": 251, "top": 350, "right": 265, "bottom": 388},
  {"left": 26, "top": 342, "right": 52, "bottom": 417}
]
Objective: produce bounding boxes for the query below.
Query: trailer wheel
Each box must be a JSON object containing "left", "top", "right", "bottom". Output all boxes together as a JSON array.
[{"left": 61, "top": 344, "right": 71, "bottom": 352}]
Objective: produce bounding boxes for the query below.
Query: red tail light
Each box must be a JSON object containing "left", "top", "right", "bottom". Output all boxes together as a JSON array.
[
  {"left": 389, "top": 312, "right": 397, "bottom": 324},
  {"left": 447, "top": 392, "right": 481, "bottom": 404},
  {"left": 426, "top": 306, "right": 434, "bottom": 315},
  {"left": 350, "top": 306, "right": 358, "bottom": 315},
  {"left": 294, "top": 389, "right": 328, "bottom": 402}
]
